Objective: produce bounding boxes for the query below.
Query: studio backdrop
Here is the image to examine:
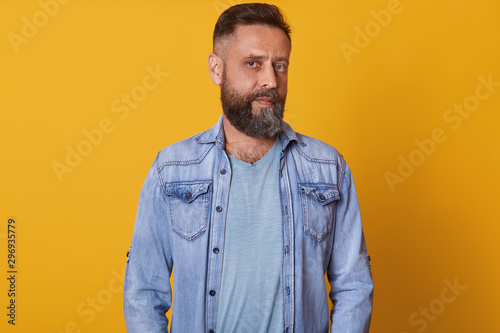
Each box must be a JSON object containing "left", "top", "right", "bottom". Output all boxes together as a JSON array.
[{"left": 1, "top": 0, "right": 499, "bottom": 332}]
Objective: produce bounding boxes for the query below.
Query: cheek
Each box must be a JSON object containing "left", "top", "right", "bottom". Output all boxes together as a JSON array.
[
  {"left": 227, "top": 69, "right": 258, "bottom": 91},
  {"left": 278, "top": 76, "right": 288, "bottom": 98}
]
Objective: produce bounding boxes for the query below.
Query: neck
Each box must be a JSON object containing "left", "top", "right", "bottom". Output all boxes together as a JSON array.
[{"left": 222, "top": 115, "right": 277, "bottom": 164}]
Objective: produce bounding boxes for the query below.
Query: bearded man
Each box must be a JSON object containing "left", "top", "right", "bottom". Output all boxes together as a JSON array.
[{"left": 124, "top": 3, "right": 373, "bottom": 333}]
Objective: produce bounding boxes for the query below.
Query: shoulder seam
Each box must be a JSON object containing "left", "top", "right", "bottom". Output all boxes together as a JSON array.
[{"left": 157, "top": 144, "right": 215, "bottom": 173}]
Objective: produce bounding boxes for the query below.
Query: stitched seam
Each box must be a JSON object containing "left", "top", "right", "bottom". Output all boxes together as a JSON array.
[
  {"left": 293, "top": 144, "right": 339, "bottom": 165},
  {"left": 157, "top": 144, "right": 214, "bottom": 172}
]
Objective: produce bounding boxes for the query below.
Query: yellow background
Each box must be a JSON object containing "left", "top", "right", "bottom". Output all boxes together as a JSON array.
[{"left": 1, "top": 0, "right": 499, "bottom": 332}]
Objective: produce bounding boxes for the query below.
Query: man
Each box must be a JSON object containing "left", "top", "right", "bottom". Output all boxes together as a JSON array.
[{"left": 124, "top": 3, "right": 373, "bottom": 332}]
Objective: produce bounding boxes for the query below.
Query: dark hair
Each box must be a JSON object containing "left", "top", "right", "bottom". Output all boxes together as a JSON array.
[{"left": 213, "top": 3, "right": 292, "bottom": 47}]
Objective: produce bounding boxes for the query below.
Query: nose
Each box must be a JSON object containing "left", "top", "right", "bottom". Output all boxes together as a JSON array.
[{"left": 259, "top": 64, "right": 277, "bottom": 89}]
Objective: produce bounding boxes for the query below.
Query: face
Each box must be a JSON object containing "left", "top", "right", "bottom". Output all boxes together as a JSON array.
[{"left": 216, "top": 24, "right": 291, "bottom": 138}]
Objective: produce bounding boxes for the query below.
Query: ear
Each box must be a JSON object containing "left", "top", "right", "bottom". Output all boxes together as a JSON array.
[{"left": 208, "top": 52, "right": 224, "bottom": 85}]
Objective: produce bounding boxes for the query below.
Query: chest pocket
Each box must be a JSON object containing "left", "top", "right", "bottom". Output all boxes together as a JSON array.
[
  {"left": 298, "top": 183, "right": 340, "bottom": 242},
  {"left": 164, "top": 181, "right": 212, "bottom": 241}
]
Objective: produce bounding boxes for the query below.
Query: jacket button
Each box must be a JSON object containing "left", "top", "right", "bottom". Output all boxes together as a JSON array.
[
  {"left": 186, "top": 192, "right": 192, "bottom": 199},
  {"left": 216, "top": 206, "right": 222, "bottom": 212},
  {"left": 213, "top": 248, "right": 219, "bottom": 254},
  {"left": 220, "top": 169, "right": 226, "bottom": 175},
  {"left": 319, "top": 193, "right": 325, "bottom": 200},
  {"left": 209, "top": 290, "right": 216, "bottom": 296}
]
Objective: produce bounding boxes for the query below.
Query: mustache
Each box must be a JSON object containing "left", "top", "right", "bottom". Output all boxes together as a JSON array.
[{"left": 247, "top": 88, "right": 283, "bottom": 104}]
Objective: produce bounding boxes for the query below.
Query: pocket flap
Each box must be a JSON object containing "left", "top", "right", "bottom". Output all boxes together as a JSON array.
[
  {"left": 164, "top": 181, "right": 211, "bottom": 203},
  {"left": 299, "top": 183, "right": 339, "bottom": 205}
]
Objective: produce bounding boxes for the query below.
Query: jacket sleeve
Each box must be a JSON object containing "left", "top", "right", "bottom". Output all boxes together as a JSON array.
[
  {"left": 327, "top": 166, "right": 374, "bottom": 332},
  {"left": 124, "top": 157, "right": 173, "bottom": 332}
]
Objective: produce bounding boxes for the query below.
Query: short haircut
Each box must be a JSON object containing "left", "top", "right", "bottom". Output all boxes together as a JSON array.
[{"left": 213, "top": 3, "right": 292, "bottom": 50}]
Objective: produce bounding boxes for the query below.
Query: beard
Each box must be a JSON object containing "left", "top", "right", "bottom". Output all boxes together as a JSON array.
[{"left": 220, "top": 73, "right": 286, "bottom": 138}]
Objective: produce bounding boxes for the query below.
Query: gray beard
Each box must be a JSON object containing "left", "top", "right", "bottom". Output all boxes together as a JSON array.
[{"left": 220, "top": 78, "right": 285, "bottom": 138}]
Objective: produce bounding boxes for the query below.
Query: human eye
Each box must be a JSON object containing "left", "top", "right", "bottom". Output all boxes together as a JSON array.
[
  {"left": 275, "top": 64, "right": 287, "bottom": 71},
  {"left": 248, "top": 61, "right": 258, "bottom": 67}
]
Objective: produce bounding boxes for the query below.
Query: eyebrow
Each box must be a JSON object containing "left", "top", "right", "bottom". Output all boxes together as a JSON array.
[{"left": 243, "top": 54, "right": 289, "bottom": 65}]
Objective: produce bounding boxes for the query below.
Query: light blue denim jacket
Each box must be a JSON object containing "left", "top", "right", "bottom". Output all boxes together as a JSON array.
[{"left": 123, "top": 116, "right": 373, "bottom": 333}]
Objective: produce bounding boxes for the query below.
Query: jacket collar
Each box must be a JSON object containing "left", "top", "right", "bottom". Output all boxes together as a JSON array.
[{"left": 194, "top": 115, "right": 304, "bottom": 150}]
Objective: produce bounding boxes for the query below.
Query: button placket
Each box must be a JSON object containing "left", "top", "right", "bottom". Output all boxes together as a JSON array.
[{"left": 206, "top": 156, "right": 232, "bottom": 331}]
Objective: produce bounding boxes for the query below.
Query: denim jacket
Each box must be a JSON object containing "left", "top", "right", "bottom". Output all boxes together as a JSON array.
[{"left": 123, "top": 116, "right": 373, "bottom": 333}]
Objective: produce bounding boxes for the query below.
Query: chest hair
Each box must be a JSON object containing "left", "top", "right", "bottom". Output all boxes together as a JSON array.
[{"left": 225, "top": 144, "right": 269, "bottom": 164}]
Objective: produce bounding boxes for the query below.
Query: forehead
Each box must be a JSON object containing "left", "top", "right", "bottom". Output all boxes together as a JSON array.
[{"left": 227, "top": 24, "right": 291, "bottom": 60}]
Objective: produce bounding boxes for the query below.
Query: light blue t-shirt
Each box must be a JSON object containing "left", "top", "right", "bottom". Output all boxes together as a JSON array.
[{"left": 216, "top": 139, "right": 283, "bottom": 332}]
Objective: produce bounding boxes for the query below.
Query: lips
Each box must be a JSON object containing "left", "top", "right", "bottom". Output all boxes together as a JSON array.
[{"left": 254, "top": 97, "right": 275, "bottom": 105}]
